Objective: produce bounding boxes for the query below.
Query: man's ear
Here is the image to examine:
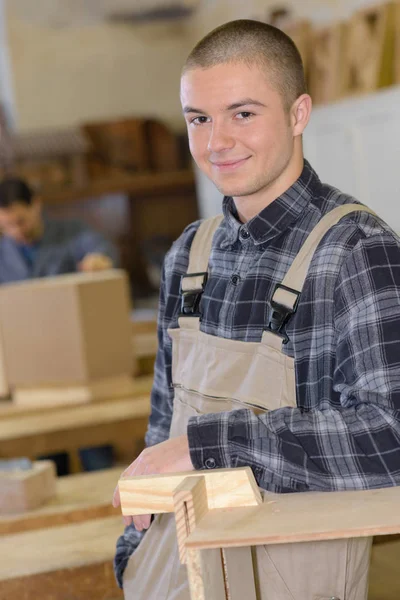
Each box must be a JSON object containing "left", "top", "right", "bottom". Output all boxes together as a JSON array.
[{"left": 291, "top": 94, "right": 312, "bottom": 137}]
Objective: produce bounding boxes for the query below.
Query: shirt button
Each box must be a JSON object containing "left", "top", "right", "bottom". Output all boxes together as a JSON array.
[
  {"left": 239, "top": 227, "right": 250, "bottom": 239},
  {"left": 230, "top": 274, "right": 240, "bottom": 285},
  {"left": 205, "top": 457, "right": 216, "bottom": 469}
]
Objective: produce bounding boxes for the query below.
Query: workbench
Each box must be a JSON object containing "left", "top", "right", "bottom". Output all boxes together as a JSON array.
[
  {"left": 0, "top": 466, "right": 123, "bottom": 535},
  {"left": 0, "top": 379, "right": 151, "bottom": 472},
  {"left": 0, "top": 516, "right": 124, "bottom": 599}
]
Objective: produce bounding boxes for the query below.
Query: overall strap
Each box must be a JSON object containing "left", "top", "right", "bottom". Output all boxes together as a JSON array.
[
  {"left": 268, "top": 204, "right": 376, "bottom": 341},
  {"left": 179, "top": 215, "right": 224, "bottom": 327}
]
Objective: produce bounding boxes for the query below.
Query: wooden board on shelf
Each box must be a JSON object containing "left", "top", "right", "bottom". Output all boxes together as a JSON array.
[
  {"left": 0, "top": 467, "right": 122, "bottom": 535},
  {"left": 0, "top": 395, "right": 150, "bottom": 473},
  {"left": 0, "top": 320, "right": 9, "bottom": 399},
  {"left": 308, "top": 23, "right": 346, "bottom": 105},
  {"left": 282, "top": 20, "right": 313, "bottom": 77},
  {"left": 341, "top": 2, "right": 397, "bottom": 97},
  {"left": 0, "top": 516, "right": 123, "bottom": 600},
  {"left": 394, "top": 1, "right": 400, "bottom": 84},
  {"left": 12, "top": 374, "right": 138, "bottom": 408},
  {"left": 0, "top": 374, "right": 153, "bottom": 418}
]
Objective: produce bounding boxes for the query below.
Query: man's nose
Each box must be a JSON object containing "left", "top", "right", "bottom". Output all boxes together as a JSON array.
[{"left": 207, "top": 123, "right": 235, "bottom": 154}]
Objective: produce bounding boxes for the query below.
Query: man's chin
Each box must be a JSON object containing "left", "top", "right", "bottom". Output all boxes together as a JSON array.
[{"left": 214, "top": 184, "right": 257, "bottom": 198}]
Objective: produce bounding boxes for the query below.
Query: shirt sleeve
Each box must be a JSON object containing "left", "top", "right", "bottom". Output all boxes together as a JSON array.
[
  {"left": 187, "top": 233, "right": 400, "bottom": 493},
  {"left": 69, "top": 222, "right": 120, "bottom": 266}
]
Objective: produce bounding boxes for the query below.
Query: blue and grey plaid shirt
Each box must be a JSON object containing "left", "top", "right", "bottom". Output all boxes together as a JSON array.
[{"left": 115, "top": 159, "right": 400, "bottom": 585}]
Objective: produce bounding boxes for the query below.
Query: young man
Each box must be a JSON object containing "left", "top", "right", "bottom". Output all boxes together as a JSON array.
[
  {"left": 0, "top": 177, "right": 118, "bottom": 283},
  {"left": 113, "top": 20, "right": 400, "bottom": 599}
]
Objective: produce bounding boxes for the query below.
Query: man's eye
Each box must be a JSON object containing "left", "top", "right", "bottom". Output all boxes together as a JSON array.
[
  {"left": 191, "top": 116, "right": 209, "bottom": 125},
  {"left": 237, "top": 112, "right": 253, "bottom": 119}
]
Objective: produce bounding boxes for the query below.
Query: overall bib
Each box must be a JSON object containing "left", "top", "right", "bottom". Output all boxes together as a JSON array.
[{"left": 124, "top": 205, "right": 372, "bottom": 600}]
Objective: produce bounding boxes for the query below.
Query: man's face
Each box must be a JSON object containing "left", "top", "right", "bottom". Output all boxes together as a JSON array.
[
  {"left": 0, "top": 200, "right": 42, "bottom": 244},
  {"left": 180, "top": 62, "right": 297, "bottom": 200}
]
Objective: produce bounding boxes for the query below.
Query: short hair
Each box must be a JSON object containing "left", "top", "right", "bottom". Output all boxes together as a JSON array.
[
  {"left": 0, "top": 177, "right": 34, "bottom": 208},
  {"left": 183, "top": 20, "right": 307, "bottom": 111}
]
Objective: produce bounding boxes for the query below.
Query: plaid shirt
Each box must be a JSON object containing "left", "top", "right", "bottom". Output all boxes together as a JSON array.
[{"left": 115, "top": 160, "right": 400, "bottom": 585}]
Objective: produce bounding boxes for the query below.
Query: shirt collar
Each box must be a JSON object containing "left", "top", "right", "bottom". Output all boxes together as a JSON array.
[{"left": 220, "top": 159, "right": 321, "bottom": 247}]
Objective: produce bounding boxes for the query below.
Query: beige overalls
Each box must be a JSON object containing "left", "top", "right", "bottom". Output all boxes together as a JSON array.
[{"left": 124, "top": 205, "right": 373, "bottom": 600}]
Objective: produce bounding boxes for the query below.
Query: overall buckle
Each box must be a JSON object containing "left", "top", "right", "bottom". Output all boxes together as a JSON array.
[
  {"left": 267, "top": 283, "right": 300, "bottom": 343},
  {"left": 180, "top": 272, "right": 208, "bottom": 317}
]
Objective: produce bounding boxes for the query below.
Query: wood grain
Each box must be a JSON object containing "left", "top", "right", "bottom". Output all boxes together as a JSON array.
[
  {"left": 173, "top": 476, "right": 208, "bottom": 564},
  {"left": 119, "top": 467, "right": 262, "bottom": 516},
  {"left": 186, "top": 484, "right": 400, "bottom": 551},
  {"left": 0, "top": 467, "right": 122, "bottom": 534}
]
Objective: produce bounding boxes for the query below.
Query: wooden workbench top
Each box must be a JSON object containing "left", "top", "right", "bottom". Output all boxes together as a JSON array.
[
  {"left": 0, "top": 395, "right": 150, "bottom": 441},
  {"left": 0, "top": 467, "right": 123, "bottom": 535},
  {"left": 0, "top": 516, "right": 124, "bottom": 599},
  {"left": 0, "top": 375, "right": 153, "bottom": 419}
]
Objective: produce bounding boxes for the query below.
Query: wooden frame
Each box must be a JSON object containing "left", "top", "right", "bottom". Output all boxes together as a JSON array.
[
  {"left": 119, "top": 467, "right": 400, "bottom": 599},
  {"left": 341, "top": 2, "right": 397, "bottom": 97}
]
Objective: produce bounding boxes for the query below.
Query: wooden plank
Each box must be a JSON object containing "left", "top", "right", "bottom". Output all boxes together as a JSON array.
[
  {"left": 308, "top": 23, "right": 345, "bottom": 105},
  {"left": 341, "top": 2, "right": 396, "bottom": 97},
  {"left": 173, "top": 476, "right": 209, "bottom": 564},
  {"left": 0, "top": 467, "right": 122, "bottom": 534},
  {"left": 0, "top": 516, "right": 123, "bottom": 599},
  {"left": 13, "top": 374, "right": 138, "bottom": 407},
  {"left": 282, "top": 20, "right": 313, "bottom": 78},
  {"left": 186, "top": 548, "right": 227, "bottom": 600},
  {"left": 41, "top": 169, "right": 195, "bottom": 206},
  {"left": 0, "top": 319, "right": 9, "bottom": 399},
  {"left": 395, "top": 1, "right": 400, "bottom": 84},
  {"left": 0, "top": 395, "right": 150, "bottom": 439},
  {"left": 0, "top": 374, "right": 153, "bottom": 418},
  {"left": 222, "top": 547, "right": 257, "bottom": 600},
  {"left": 186, "top": 485, "right": 400, "bottom": 551},
  {"left": 119, "top": 468, "right": 262, "bottom": 516},
  {"left": 369, "top": 536, "right": 400, "bottom": 599}
]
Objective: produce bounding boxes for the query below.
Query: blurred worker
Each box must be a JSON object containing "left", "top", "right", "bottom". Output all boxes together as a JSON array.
[
  {"left": 0, "top": 177, "right": 118, "bottom": 283},
  {"left": 0, "top": 176, "right": 119, "bottom": 474}
]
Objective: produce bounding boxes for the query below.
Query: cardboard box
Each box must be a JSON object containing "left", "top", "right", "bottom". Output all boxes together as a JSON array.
[
  {"left": 0, "top": 270, "right": 133, "bottom": 389},
  {"left": 0, "top": 460, "right": 56, "bottom": 514}
]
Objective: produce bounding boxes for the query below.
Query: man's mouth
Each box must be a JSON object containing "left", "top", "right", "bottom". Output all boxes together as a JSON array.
[{"left": 210, "top": 157, "right": 250, "bottom": 171}]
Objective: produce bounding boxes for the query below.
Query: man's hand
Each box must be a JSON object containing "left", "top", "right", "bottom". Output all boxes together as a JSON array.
[
  {"left": 112, "top": 435, "right": 193, "bottom": 531},
  {"left": 78, "top": 252, "right": 113, "bottom": 272}
]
